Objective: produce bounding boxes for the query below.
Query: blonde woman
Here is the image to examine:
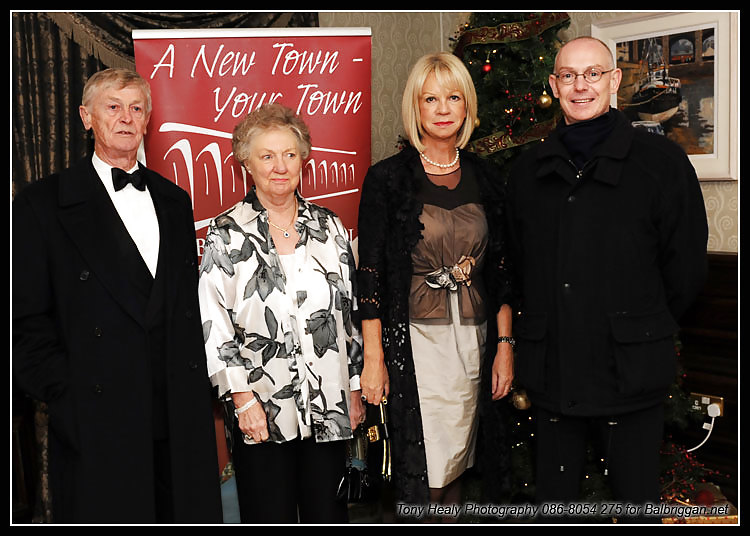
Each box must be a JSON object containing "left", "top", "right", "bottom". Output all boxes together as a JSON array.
[{"left": 357, "top": 52, "right": 514, "bottom": 514}]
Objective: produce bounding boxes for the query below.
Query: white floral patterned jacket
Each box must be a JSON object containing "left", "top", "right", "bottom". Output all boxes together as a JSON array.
[{"left": 199, "top": 189, "right": 362, "bottom": 444}]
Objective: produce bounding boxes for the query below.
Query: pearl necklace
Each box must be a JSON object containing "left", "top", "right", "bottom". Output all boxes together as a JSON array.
[
  {"left": 420, "top": 147, "right": 460, "bottom": 169},
  {"left": 267, "top": 197, "right": 297, "bottom": 238}
]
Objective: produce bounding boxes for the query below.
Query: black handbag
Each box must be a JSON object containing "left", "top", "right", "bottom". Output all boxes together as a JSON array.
[{"left": 337, "top": 397, "right": 392, "bottom": 503}]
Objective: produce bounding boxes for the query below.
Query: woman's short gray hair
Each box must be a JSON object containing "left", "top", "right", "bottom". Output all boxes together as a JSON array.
[{"left": 232, "top": 103, "right": 312, "bottom": 167}]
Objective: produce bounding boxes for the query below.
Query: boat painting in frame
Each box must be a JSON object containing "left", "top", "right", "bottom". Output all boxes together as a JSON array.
[{"left": 592, "top": 12, "right": 737, "bottom": 181}]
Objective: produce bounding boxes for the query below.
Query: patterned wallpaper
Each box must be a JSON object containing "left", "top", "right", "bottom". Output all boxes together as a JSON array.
[
  {"left": 319, "top": 12, "right": 465, "bottom": 163},
  {"left": 319, "top": 12, "right": 737, "bottom": 253}
]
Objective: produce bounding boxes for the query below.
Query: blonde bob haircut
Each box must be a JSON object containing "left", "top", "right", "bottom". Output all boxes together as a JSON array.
[
  {"left": 232, "top": 103, "right": 312, "bottom": 168},
  {"left": 401, "top": 52, "right": 477, "bottom": 153}
]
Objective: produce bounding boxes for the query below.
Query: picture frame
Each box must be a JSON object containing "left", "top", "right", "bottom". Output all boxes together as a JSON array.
[{"left": 592, "top": 12, "right": 737, "bottom": 181}]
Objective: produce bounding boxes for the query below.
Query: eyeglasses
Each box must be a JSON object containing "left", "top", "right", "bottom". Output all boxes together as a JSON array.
[{"left": 553, "top": 68, "right": 614, "bottom": 85}]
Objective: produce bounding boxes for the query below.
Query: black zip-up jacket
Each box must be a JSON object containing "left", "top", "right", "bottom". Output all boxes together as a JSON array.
[{"left": 506, "top": 109, "right": 708, "bottom": 416}]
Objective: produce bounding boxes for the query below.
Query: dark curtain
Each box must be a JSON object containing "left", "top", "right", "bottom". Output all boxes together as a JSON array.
[
  {"left": 11, "top": 11, "right": 318, "bottom": 196},
  {"left": 10, "top": 12, "right": 318, "bottom": 524}
]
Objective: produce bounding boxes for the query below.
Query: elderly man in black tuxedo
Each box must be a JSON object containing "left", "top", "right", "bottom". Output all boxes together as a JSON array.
[{"left": 12, "top": 68, "right": 223, "bottom": 524}]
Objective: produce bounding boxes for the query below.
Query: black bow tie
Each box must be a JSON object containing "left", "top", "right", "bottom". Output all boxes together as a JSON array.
[{"left": 112, "top": 167, "right": 145, "bottom": 192}]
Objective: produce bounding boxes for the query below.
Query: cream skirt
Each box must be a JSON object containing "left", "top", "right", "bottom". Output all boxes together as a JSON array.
[{"left": 409, "top": 291, "right": 487, "bottom": 488}]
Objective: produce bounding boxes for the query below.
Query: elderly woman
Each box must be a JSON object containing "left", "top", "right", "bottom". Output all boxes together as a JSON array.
[
  {"left": 199, "top": 103, "right": 365, "bottom": 523},
  {"left": 357, "top": 52, "right": 514, "bottom": 513}
]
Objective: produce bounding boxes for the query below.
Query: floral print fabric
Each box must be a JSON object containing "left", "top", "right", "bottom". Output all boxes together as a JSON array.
[{"left": 199, "top": 189, "right": 362, "bottom": 444}]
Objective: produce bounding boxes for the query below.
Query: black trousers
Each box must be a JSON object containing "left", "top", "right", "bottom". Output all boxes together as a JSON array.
[
  {"left": 534, "top": 404, "right": 664, "bottom": 523},
  {"left": 232, "top": 427, "right": 348, "bottom": 524},
  {"left": 153, "top": 439, "right": 174, "bottom": 524}
]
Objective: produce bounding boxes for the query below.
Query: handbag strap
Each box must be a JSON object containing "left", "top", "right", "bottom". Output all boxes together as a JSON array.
[
  {"left": 366, "top": 398, "right": 390, "bottom": 442},
  {"left": 366, "top": 422, "right": 389, "bottom": 442},
  {"left": 366, "top": 398, "right": 392, "bottom": 481}
]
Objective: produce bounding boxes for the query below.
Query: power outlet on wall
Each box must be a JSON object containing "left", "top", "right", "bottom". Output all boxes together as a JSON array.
[{"left": 689, "top": 393, "right": 724, "bottom": 417}]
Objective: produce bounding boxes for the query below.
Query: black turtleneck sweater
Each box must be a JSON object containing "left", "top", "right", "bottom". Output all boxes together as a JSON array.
[{"left": 556, "top": 107, "right": 619, "bottom": 170}]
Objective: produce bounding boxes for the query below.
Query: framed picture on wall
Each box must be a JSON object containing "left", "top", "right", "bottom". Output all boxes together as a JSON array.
[{"left": 592, "top": 12, "right": 737, "bottom": 181}]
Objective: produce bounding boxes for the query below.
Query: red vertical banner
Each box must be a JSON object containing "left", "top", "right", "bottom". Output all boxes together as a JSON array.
[{"left": 133, "top": 28, "right": 371, "bottom": 259}]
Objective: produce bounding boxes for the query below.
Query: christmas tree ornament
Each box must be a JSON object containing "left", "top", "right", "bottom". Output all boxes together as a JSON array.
[
  {"left": 538, "top": 90, "right": 552, "bottom": 108},
  {"left": 482, "top": 51, "right": 492, "bottom": 73},
  {"left": 512, "top": 389, "right": 531, "bottom": 410}
]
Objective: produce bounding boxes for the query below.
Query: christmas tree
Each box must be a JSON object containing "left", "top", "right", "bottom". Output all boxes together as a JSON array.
[
  {"left": 452, "top": 13, "right": 718, "bottom": 512},
  {"left": 452, "top": 12, "right": 570, "bottom": 182},
  {"left": 452, "top": 12, "right": 570, "bottom": 508}
]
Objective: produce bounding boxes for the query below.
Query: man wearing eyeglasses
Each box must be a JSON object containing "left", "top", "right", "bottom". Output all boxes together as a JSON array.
[{"left": 505, "top": 37, "right": 708, "bottom": 522}]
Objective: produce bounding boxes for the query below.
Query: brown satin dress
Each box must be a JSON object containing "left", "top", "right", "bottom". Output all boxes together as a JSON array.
[{"left": 409, "top": 167, "right": 489, "bottom": 488}]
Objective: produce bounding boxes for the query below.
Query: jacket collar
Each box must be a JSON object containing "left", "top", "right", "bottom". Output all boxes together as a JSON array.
[
  {"left": 535, "top": 108, "right": 634, "bottom": 186},
  {"left": 58, "top": 157, "right": 183, "bottom": 207},
  {"left": 233, "top": 186, "right": 311, "bottom": 228}
]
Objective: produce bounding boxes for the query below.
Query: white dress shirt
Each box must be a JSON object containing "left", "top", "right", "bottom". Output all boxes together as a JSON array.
[{"left": 92, "top": 153, "right": 160, "bottom": 277}]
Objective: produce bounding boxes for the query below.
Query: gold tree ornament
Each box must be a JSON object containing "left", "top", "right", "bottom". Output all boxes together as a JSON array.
[
  {"left": 512, "top": 389, "right": 531, "bottom": 410},
  {"left": 538, "top": 90, "right": 552, "bottom": 109}
]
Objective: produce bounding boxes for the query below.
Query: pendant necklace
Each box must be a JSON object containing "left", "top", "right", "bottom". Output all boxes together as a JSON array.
[
  {"left": 268, "top": 197, "right": 297, "bottom": 238},
  {"left": 420, "top": 147, "right": 459, "bottom": 169}
]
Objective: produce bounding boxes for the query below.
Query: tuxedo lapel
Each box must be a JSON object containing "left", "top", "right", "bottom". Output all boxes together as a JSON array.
[
  {"left": 145, "top": 169, "right": 190, "bottom": 325},
  {"left": 56, "top": 160, "right": 151, "bottom": 327},
  {"left": 146, "top": 183, "right": 169, "bottom": 328}
]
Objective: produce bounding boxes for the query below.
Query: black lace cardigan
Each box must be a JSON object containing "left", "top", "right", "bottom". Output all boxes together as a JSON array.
[{"left": 357, "top": 146, "right": 513, "bottom": 505}]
